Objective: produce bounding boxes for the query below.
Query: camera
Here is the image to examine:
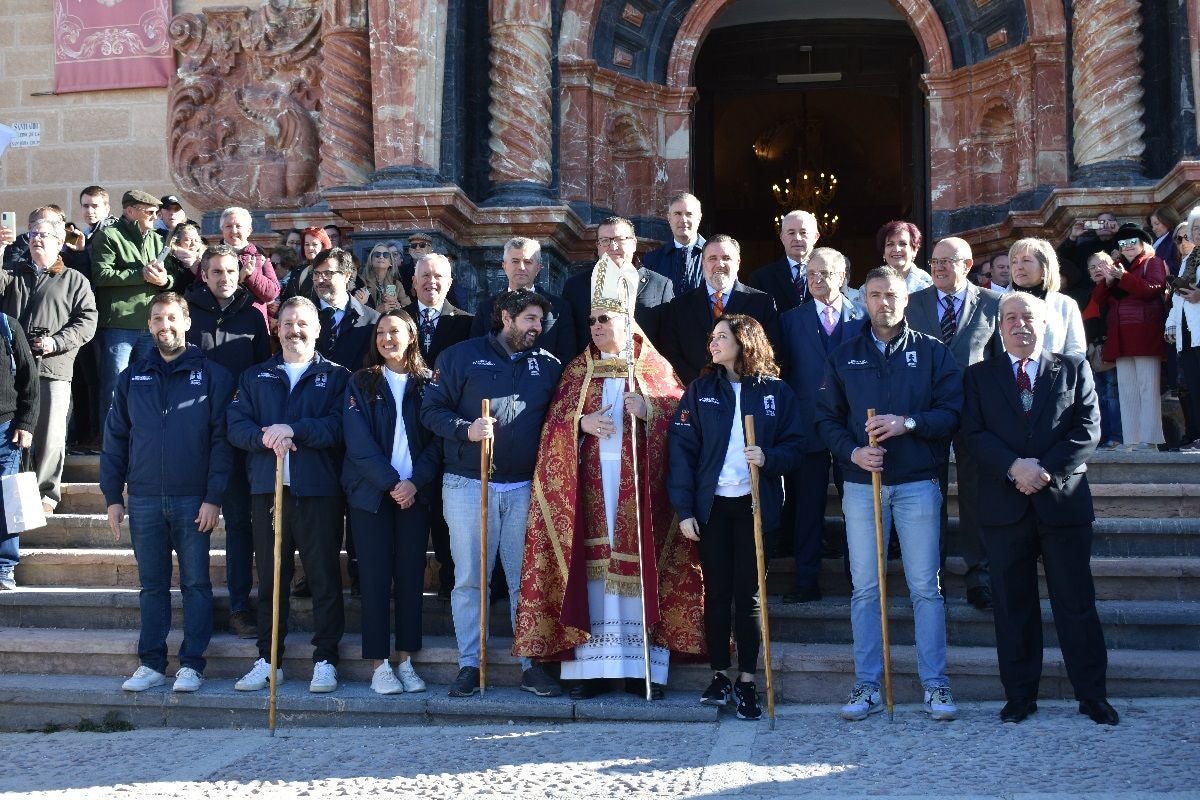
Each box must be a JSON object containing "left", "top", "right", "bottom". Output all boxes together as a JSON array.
[{"left": 27, "top": 326, "right": 50, "bottom": 356}]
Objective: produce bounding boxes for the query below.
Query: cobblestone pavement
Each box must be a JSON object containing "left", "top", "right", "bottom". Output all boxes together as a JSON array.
[{"left": 2, "top": 698, "right": 1198, "bottom": 799}]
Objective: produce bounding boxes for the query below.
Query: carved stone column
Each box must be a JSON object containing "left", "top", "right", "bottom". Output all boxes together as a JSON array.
[
  {"left": 486, "top": 0, "right": 554, "bottom": 205},
  {"left": 319, "top": 0, "right": 374, "bottom": 189},
  {"left": 367, "top": 0, "right": 447, "bottom": 186},
  {"left": 1071, "top": 0, "right": 1146, "bottom": 183}
]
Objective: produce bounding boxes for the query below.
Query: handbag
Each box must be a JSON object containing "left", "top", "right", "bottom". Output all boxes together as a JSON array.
[{"left": 2, "top": 450, "right": 46, "bottom": 534}]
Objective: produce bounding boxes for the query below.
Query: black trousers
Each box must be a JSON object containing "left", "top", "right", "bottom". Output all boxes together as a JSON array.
[
  {"left": 791, "top": 450, "right": 843, "bottom": 591},
  {"left": 940, "top": 436, "right": 989, "bottom": 589},
  {"left": 350, "top": 502, "right": 430, "bottom": 659},
  {"left": 426, "top": 484, "right": 455, "bottom": 589},
  {"left": 251, "top": 491, "right": 345, "bottom": 665},
  {"left": 982, "top": 507, "right": 1108, "bottom": 702},
  {"left": 1180, "top": 345, "right": 1200, "bottom": 442},
  {"left": 699, "top": 495, "right": 762, "bottom": 674}
]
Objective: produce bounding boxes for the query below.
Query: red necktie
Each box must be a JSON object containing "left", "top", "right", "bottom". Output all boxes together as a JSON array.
[
  {"left": 1016, "top": 358, "right": 1033, "bottom": 416},
  {"left": 713, "top": 292, "right": 725, "bottom": 318}
]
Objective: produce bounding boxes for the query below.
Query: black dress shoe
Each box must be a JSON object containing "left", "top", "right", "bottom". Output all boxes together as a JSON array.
[
  {"left": 624, "top": 678, "right": 665, "bottom": 700},
  {"left": 782, "top": 586, "right": 822, "bottom": 604},
  {"left": 967, "top": 585, "right": 993, "bottom": 611},
  {"left": 569, "top": 679, "right": 611, "bottom": 700},
  {"left": 291, "top": 577, "right": 311, "bottom": 598},
  {"left": 999, "top": 698, "right": 1037, "bottom": 723},
  {"left": 1079, "top": 698, "right": 1120, "bottom": 725}
]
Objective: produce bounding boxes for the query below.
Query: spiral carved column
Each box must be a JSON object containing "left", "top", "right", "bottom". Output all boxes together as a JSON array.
[
  {"left": 486, "top": 0, "right": 554, "bottom": 203},
  {"left": 1071, "top": 0, "right": 1146, "bottom": 179},
  {"left": 318, "top": 0, "right": 374, "bottom": 189}
]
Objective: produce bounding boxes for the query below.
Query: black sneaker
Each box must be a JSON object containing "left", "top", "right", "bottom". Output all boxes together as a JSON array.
[
  {"left": 734, "top": 680, "right": 762, "bottom": 720},
  {"left": 447, "top": 666, "right": 481, "bottom": 697},
  {"left": 700, "top": 672, "right": 733, "bottom": 707},
  {"left": 521, "top": 664, "right": 562, "bottom": 697}
]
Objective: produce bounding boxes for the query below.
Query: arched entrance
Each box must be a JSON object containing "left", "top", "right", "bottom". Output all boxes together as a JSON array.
[{"left": 689, "top": 4, "right": 928, "bottom": 278}]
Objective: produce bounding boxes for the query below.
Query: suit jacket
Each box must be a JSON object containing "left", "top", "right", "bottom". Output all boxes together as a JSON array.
[
  {"left": 469, "top": 289, "right": 577, "bottom": 364},
  {"left": 403, "top": 300, "right": 473, "bottom": 367},
  {"left": 642, "top": 236, "right": 705, "bottom": 296},
  {"left": 961, "top": 351, "right": 1100, "bottom": 527},
  {"left": 660, "top": 281, "right": 780, "bottom": 385},
  {"left": 562, "top": 265, "right": 674, "bottom": 351},
  {"left": 745, "top": 257, "right": 805, "bottom": 314},
  {"left": 905, "top": 283, "right": 1004, "bottom": 372},
  {"left": 779, "top": 298, "right": 867, "bottom": 452},
  {"left": 316, "top": 296, "right": 380, "bottom": 372}
]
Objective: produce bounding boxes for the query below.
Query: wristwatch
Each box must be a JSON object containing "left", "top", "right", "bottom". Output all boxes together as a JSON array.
[{"left": 903, "top": 416, "right": 917, "bottom": 432}]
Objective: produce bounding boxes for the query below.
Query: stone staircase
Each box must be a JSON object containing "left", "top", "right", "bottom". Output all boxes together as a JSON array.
[{"left": 1, "top": 452, "right": 1198, "bottom": 729}]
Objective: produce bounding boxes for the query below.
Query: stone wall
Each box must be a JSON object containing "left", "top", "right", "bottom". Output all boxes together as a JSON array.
[{"left": 0, "top": 1, "right": 211, "bottom": 226}]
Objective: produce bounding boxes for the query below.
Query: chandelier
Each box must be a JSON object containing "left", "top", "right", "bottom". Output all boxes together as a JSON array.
[
  {"left": 774, "top": 209, "right": 840, "bottom": 237},
  {"left": 759, "top": 93, "right": 841, "bottom": 237},
  {"left": 771, "top": 172, "right": 839, "bottom": 236}
]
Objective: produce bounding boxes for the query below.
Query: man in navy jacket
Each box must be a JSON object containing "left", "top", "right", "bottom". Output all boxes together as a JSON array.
[
  {"left": 185, "top": 244, "right": 271, "bottom": 638},
  {"left": 816, "top": 266, "right": 963, "bottom": 723},
  {"left": 227, "top": 297, "right": 351, "bottom": 695},
  {"left": 421, "top": 289, "right": 564, "bottom": 698},
  {"left": 102, "top": 292, "right": 234, "bottom": 694},
  {"left": 641, "top": 193, "right": 706, "bottom": 296}
]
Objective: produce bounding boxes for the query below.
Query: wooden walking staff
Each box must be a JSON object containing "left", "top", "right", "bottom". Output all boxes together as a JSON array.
[
  {"left": 866, "top": 408, "right": 895, "bottom": 721},
  {"left": 744, "top": 416, "right": 777, "bottom": 729},
  {"left": 478, "top": 398, "right": 492, "bottom": 696},
  {"left": 268, "top": 453, "right": 285, "bottom": 736}
]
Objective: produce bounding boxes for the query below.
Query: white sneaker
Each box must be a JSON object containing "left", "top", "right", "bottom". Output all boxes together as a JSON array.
[
  {"left": 310, "top": 660, "right": 338, "bottom": 693},
  {"left": 840, "top": 683, "right": 884, "bottom": 721},
  {"left": 173, "top": 666, "right": 203, "bottom": 693},
  {"left": 235, "top": 658, "right": 282, "bottom": 691},
  {"left": 396, "top": 657, "right": 427, "bottom": 693},
  {"left": 122, "top": 665, "right": 166, "bottom": 692},
  {"left": 923, "top": 686, "right": 958, "bottom": 721},
  {"left": 370, "top": 662, "right": 403, "bottom": 695}
]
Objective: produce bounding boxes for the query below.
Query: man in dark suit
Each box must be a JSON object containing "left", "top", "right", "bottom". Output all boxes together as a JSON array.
[
  {"left": 660, "top": 234, "right": 779, "bottom": 385},
  {"left": 906, "top": 237, "right": 1004, "bottom": 611},
  {"left": 563, "top": 216, "right": 674, "bottom": 350},
  {"left": 778, "top": 247, "right": 865, "bottom": 603},
  {"left": 469, "top": 237, "right": 576, "bottom": 363},
  {"left": 312, "top": 248, "right": 380, "bottom": 371},
  {"left": 404, "top": 251, "right": 473, "bottom": 597},
  {"left": 745, "top": 210, "right": 820, "bottom": 314},
  {"left": 961, "top": 291, "right": 1117, "bottom": 726},
  {"left": 641, "top": 192, "right": 706, "bottom": 296}
]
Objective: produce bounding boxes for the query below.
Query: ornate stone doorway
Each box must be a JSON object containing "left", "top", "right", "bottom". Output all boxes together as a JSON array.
[{"left": 691, "top": 15, "right": 926, "bottom": 281}]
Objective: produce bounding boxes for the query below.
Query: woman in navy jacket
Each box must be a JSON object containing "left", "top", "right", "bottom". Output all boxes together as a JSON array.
[
  {"left": 343, "top": 309, "right": 441, "bottom": 694},
  {"left": 668, "top": 314, "right": 804, "bottom": 720}
]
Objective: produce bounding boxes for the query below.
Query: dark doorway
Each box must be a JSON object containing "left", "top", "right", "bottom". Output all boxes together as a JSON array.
[{"left": 693, "top": 20, "right": 927, "bottom": 286}]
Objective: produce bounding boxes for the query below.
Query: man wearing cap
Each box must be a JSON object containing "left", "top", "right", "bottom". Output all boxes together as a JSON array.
[
  {"left": 155, "top": 196, "right": 192, "bottom": 237},
  {"left": 91, "top": 190, "right": 172, "bottom": 424}
]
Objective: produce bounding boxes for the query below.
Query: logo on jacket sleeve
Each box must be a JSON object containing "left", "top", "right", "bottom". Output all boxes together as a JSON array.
[
  {"left": 348, "top": 394, "right": 358, "bottom": 411},
  {"left": 430, "top": 368, "right": 441, "bottom": 386},
  {"left": 699, "top": 397, "right": 720, "bottom": 405},
  {"left": 189, "top": 369, "right": 203, "bottom": 386},
  {"left": 674, "top": 409, "right": 691, "bottom": 427},
  {"left": 763, "top": 395, "right": 776, "bottom": 416},
  {"left": 131, "top": 374, "right": 154, "bottom": 382},
  {"left": 315, "top": 373, "right": 327, "bottom": 388},
  {"left": 527, "top": 357, "right": 540, "bottom": 377},
  {"left": 905, "top": 351, "right": 918, "bottom": 367}
]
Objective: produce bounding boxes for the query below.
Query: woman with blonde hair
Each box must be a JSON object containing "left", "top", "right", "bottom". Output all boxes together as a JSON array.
[
  {"left": 361, "top": 243, "right": 410, "bottom": 312},
  {"left": 1007, "top": 237, "right": 1086, "bottom": 357}
]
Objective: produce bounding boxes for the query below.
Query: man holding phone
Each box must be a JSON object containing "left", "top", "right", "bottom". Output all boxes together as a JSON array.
[{"left": 1059, "top": 211, "right": 1120, "bottom": 274}]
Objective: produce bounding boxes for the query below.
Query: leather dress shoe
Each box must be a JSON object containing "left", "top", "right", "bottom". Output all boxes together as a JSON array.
[
  {"left": 1079, "top": 698, "right": 1120, "bottom": 725},
  {"left": 783, "top": 586, "right": 822, "bottom": 604},
  {"left": 625, "top": 678, "right": 665, "bottom": 700},
  {"left": 967, "top": 585, "right": 993, "bottom": 611},
  {"left": 999, "top": 698, "right": 1037, "bottom": 723},
  {"left": 569, "top": 679, "right": 611, "bottom": 700}
]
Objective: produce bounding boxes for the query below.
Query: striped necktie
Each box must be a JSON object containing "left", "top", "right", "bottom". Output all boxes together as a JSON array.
[
  {"left": 1016, "top": 358, "right": 1033, "bottom": 416},
  {"left": 940, "top": 295, "right": 957, "bottom": 343},
  {"left": 713, "top": 292, "right": 725, "bottom": 318}
]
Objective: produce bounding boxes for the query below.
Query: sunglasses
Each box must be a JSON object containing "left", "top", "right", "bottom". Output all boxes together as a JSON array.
[
  {"left": 1176, "top": 234, "right": 1191, "bottom": 244},
  {"left": 1118, "top": 238, "right": 1141, "bottom": 248},
  {"left": 588, "top": 314, "right": 616, "bottom": 326}
]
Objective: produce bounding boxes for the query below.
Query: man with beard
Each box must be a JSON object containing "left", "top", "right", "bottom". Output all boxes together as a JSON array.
[
  {"left": 421, "top": 289, "right": 564, "bottom": 697},
  {"left": 185, "top": 244, "right": 271, "bottom": 638},
  {"left": 816, "top": 266, "right": 962, "bottom": 723},
  {"left": 102, "top": 292, "right": 234, "bottom": 692},
  {"left": 228, "top": 297, "right": 351, "bottom": 694},
  {"left": 513, "top": 257, "right": 702, "bottom": 701}
]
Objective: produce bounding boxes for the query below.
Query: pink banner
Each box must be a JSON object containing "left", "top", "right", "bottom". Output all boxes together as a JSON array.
[{"left": 54, "top": 0, "right": 174, "bottom": 94}]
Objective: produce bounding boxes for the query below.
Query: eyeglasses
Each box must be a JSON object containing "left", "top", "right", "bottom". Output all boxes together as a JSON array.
[
  {"left": 588, "top": 314, "right": 616, "bottom": 326},
  {"left": 409, "top": 241, "right": 432, "bottom": 249},
  {"left": 1176, "top": 234, "right": 1191, "bottom": 244},
  {"left": 27, "top": 230, "right": 60, "bottom": 240},
  {"left": 928, "top": 257, "right": 967, "bottom": 268},
  {"left": 597, "top": 236, "right": 635, "bottom": 248},
  {"left": 1117, "top": 238, "right": 1141, "bottom": 248},
  {"left": 312, "top": 270, "right": 343, "bottom": 281},
  {"left": 807, "top": 270, "right": 837, "bottom": 280}
]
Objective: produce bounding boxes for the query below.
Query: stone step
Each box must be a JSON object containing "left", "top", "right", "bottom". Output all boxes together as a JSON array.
[
  {"left": 2, "top": 627, "right": 1196, "bottom": 705},
  {"left": 26, "top": 513, "right": 1200, "bottom": 559},
  {"left": 13, "top": 546, "right": 1200, "bottom": 602},
  {"left": 1, "top": 586, "right": 1195, "bottom": 652}
]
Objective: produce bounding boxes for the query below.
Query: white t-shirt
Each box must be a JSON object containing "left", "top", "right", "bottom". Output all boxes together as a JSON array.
[
  {"left": 279, "top": 360, "right": 311, "bottom": 486},
  {"left": 383, "top": 369, "right": 414, "bottom": 481},
  {"left": 716, "top": 383, "right": 751, "bottom": 497}
]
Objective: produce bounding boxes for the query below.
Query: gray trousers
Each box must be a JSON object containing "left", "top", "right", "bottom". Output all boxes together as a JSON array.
[{"left": 34, "top": 377, "right": 71, "bottom": 509}]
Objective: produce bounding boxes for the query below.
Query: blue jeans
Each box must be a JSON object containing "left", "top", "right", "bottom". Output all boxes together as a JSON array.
[
  {"left": 843, "top": 479, "right": 948, "bottom": 690},
  {"left": 1094, "top": 368, "right": 1122, "bottom": 444},
  {"left": 442, "top": 474, "right": 531, "bottom": 671},
  {"left": 98, "top": 328, "right": 155, "bottom": 428},
  {"left": 0, "top": 421, "right": 23, "bottom": 576},
  {"left": 127, "top": 494, "right": 213, "bottom": 674}
]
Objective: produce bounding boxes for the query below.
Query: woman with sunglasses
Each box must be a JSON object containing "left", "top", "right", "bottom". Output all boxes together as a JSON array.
[
  {"left": 1090, "top": 224, "right": 1167, "bottom": 451},
  {"left": 1007, "top": 237, "right": 1086, "bottom": 358},
  {"left": 362, "top": 244, "right": 411, "bottom": 312},
  {"left": 1166, "top": 207, "right": 1200, "bottom": 451},
  {"left": 342, "top": 309, "right": 440, "bottom": 694}
]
